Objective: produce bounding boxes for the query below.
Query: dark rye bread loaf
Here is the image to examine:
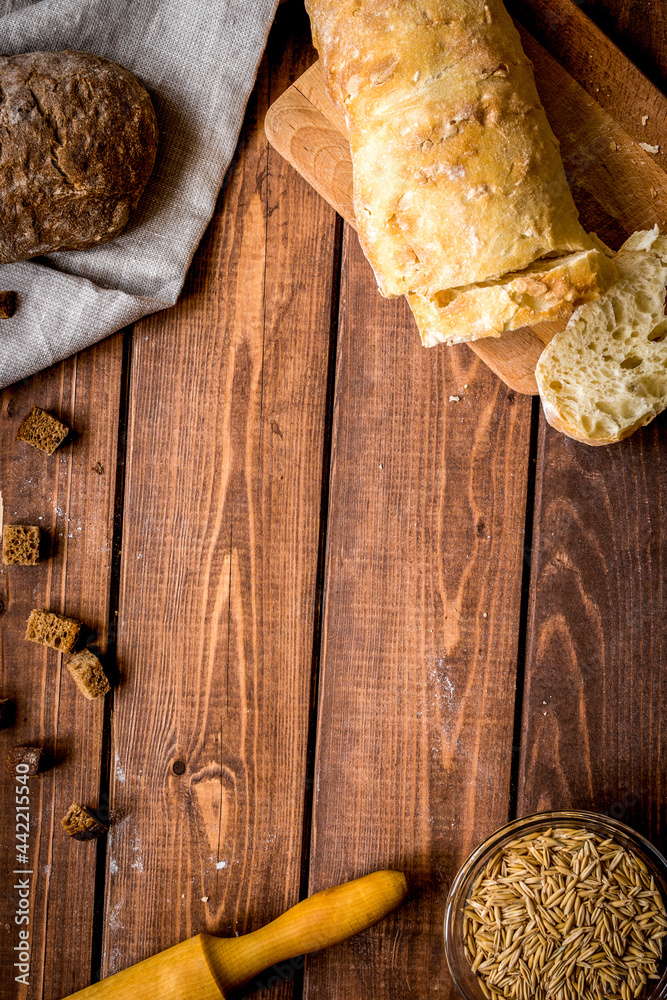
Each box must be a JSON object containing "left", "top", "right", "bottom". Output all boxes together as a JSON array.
[{"left": 0, "top": 50, "right": 158, "bottom": 264}]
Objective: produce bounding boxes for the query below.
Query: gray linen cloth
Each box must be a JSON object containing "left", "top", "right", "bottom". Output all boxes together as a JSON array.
[{"left": 0, "top": 0, "right": 279, "bottom": 388}]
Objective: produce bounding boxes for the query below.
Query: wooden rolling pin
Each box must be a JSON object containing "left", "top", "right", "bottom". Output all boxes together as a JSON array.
[{"left": 64, "top": 869, "right": 408, "bottom": 1000}]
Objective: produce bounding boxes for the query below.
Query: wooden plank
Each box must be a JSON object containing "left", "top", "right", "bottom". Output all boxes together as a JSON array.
[
  {"left": 509, "top": 0, "right": 667, "bottom": 169},
  {"left": 303, "top": 226, "right": 533, "bottom": 1000},
  {"left": 100, "top": 5, "right": 335, "bottom": 987},
  {"left": 579, "top": 0, "right": 667, "bottom": 91},
  {"left": 0, "top": 334, "right": 123, "bottom": 999},
  {"left": 517, "top": 0, "right": 667, "bottom": 844},
  {"left": 518, "top": 419, "right": 667, "bottom": 833},
  {"left": 265, "top": 14, "right": 667, "bottom": 396}
]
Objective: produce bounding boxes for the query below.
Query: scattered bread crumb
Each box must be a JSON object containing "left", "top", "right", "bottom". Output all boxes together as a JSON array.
[
  {"left": 17, "top": 406, "right": 69, "bottom": 455},
  {"left": 201, "top": 896, "right": 209, "bottom": 903},
  {"left": 642, "top": 115, "right": 649, "bottom": 126},
  {"left": 3, "top": 524, "right": 40, "bottom": 565},
  {"left": 609, "top": 141, "right": 618, "bottom": 151},
  {"left": 449, "top": 395, "right": 460, "bottom": 402},
  {"left": 639, "top": 142, "right": 660, "bottom": 154},
  {"left": 651, "top": 187, "right": 658, "bottom": 199},
  {"left": 67, "top": 649, "right": 110, "bottom": 699},
  {"left": 8, "top": 746, "right": 42, "bottom": 775},
  {"left": 25, "top": 609, "right": 81, "bottom": 654},
  {"left": 62, "top": 803, "right": 108, "bottom": 841}
]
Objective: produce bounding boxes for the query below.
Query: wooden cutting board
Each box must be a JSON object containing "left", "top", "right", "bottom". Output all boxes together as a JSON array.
[{"left": 264, "top": 0, "right": 667, "bottom": 394}]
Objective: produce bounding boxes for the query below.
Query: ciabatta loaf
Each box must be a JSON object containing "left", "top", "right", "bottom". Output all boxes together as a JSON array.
[
  {"left": 305, "top": 0, "right": 594, "bottom": 299},
  {"left": 409, "top": 248, "right": 617, "bottom": 346},
  {"left": 536, "top": 228, "right": 667, "bottom": 445}
]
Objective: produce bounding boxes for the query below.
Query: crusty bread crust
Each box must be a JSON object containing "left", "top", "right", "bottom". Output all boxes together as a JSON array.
[
  {"left": 537, "top": 394, "right": 650, "bottom": 445},
  {"left": 408, "top": 248, "right": 617, "bottom": 346},
  {"left": 305, "top": 0, "right": 592, "bottom": 298},
  {"left": 0, "top": 51, "right": 158, "bottom": 264}
]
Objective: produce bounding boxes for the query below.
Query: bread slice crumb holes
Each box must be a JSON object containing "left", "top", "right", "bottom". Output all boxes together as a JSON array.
[{"left": 536, "top": 227, "right": 667, "bottom": 444}]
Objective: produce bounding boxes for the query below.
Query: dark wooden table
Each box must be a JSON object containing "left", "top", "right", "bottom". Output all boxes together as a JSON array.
[{"left": 1, "top": 1, "right": 666, "bottom": 997}]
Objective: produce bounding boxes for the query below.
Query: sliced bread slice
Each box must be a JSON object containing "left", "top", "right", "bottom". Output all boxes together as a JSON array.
[
  {"left": 408, "top": 248, "right": 617, "bottom": 347},
  {"left": 536, "top": 227, "right": 667, "bottom": 445}
]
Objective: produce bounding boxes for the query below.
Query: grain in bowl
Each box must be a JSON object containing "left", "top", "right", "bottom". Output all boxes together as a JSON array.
[{"left": 445, "top": 812, "right": 667, "bottom": 1000}]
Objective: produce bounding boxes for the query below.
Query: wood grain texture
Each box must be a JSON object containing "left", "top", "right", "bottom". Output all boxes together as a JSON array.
[
  {"left": 0, "top": 336, "right": 123, "bottom": 1000},
  {"left": 510, "top": 0, "right": 667, "bottom": 129},
  {"left": 303, "top": 226, "right": 533, "bottom": 1000},
  {"left": 265, "top": 84, "right": 354, "bottom": 227},
  {"left": 519, "top": 419, "right": 667, "bottom": 839},
  {"left": 265, "top": 10, "right": 667, "bottom": 395},
  {"left": 100, "top": 4, "right": 335, "bottom": 989},
  {"left": 517, "top": 0, "right": 667, "bottom": 852}
]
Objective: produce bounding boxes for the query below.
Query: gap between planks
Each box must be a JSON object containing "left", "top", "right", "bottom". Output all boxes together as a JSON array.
[
  {"left": 508, "top": 395, "right": 541, "bottom": 822},
  {"left": 298, "top": 212, "right": 345, "bottom": 901},
  {"left": 290, "top": 212, "right": 345, "bottom": 1000},
  {"left": 89, "top": 326, "right": 134, "bottom": 983}
]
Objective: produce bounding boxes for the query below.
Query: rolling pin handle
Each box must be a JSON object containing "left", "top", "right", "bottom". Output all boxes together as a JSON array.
[{"left": 203, "top": 869, "right": 408, "bottom": 992}]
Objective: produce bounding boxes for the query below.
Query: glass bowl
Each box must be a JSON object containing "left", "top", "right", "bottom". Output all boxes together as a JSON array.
[{"left": 444, "top": 810, "right": 667, "bottom": 1000}]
